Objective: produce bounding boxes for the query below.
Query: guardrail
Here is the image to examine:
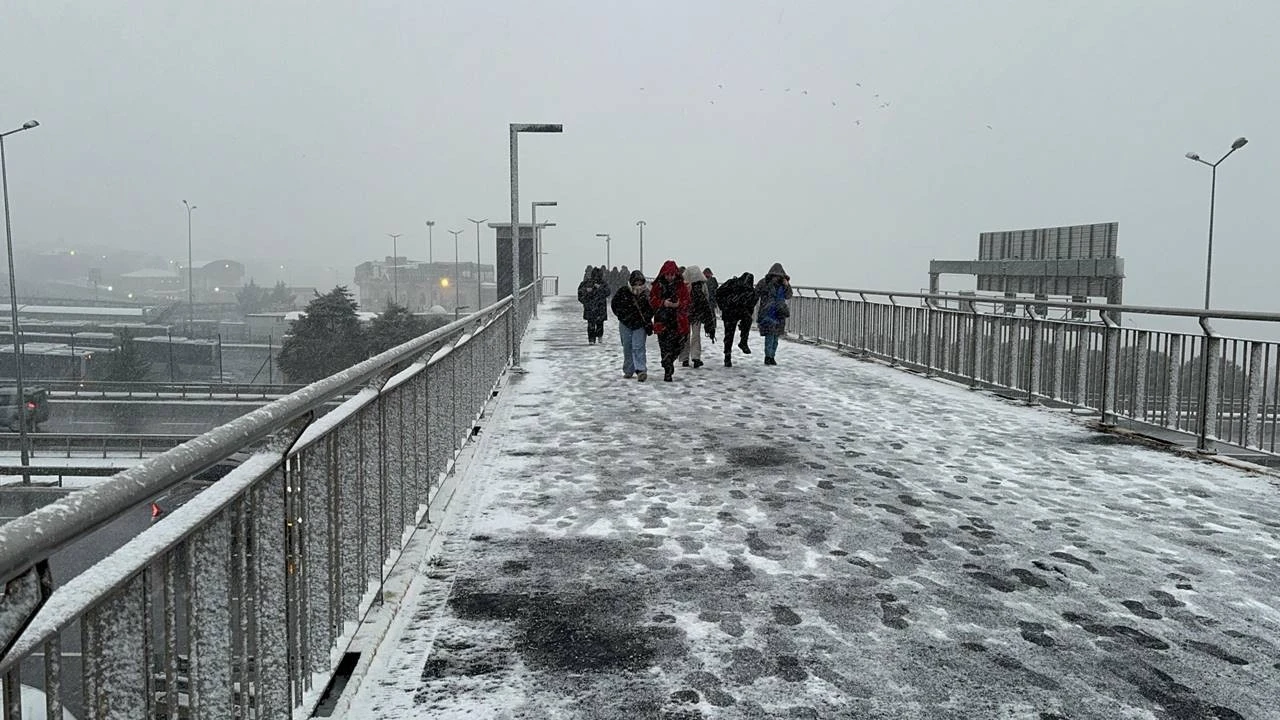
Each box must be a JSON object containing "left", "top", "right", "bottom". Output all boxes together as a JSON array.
[
  {"left": 789, "top": 286, "right": 1280, "bottom": 457},
  {"left": 0, "top": 284, "right": 538, "bottom": 719},
  {"left": 0, "top": 380, "right": 304, "bottom": 400},
  {"left": 0, "top": 433, "right": 194, "bottom": 458}
]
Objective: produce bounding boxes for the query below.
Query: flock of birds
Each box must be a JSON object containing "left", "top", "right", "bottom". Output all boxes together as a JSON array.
[
  {"left": 636, "top": 82, "right": 996, "bottom": 132},
  {"left": 637, "top": 81, "right": 894, "bottom": 129}
]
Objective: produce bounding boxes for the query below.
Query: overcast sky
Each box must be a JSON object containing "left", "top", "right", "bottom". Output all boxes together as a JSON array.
[{"left": 3, "top": 1, "right": 1276, "bottom": 311}]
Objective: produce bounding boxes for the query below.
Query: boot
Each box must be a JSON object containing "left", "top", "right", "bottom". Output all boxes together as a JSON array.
[
  {"left": 663, "top": 370, "right": 673, "bottom": 382},
  {"left": 637, "top": 372, "right": 647, "bottom": 382},
  {"left": 681, "top": 359, "right": 690, "bottom": 367},
  {"left": 724, "top": 354, "right": 732, "bottom": 368},
  {"left": 693, "top": 359, "right": 704, "bottom": 369},
  {"left": 739, "top": 342, "right": 751, "bottom": 354},
  {"left": 765, "top": 356, "right": 777, "bottom": 366}
]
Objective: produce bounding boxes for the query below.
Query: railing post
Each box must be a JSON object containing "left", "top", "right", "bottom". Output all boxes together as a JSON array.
[
  {"left": 1243, "top": 341, "right": 1266, "bottom": 449},
  {"left": 1075, "top": 325, "right": 1090, "bottom": 407},
  {"left": 1133, "top": 331, "right": 1150, "bottom": 424},
  {"left": 1023, "top": 306, "right": 1042, "bottom": 405},
  {"left": 966, "top": 301, "right": 981, "bottom": 387},
  {"left": 1197, "top": 318, "right": 1221, "bottom": 452},
  {"left": 1100, "top": 311, "right": 1120, "bottom": 427},
  {"left": 1049, "top": 323, "right": 1066, "bottom": 401}
]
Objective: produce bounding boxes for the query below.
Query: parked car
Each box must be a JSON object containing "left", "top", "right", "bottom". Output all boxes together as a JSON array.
[{"left": 0, "top": 386, "right": 51, "bottom": 431}]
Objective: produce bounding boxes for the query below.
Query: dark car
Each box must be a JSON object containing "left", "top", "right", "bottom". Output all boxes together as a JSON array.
[{"left": 1, "top": 386, "right": 51, "bottom": 432}]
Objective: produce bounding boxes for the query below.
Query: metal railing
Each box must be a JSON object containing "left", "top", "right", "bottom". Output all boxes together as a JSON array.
[
  {"left": 789, "top": 287, "right": 1280, "bottom": 457},
  {"left": 0, "top": 433, "right": 194, "bottom": 458},
  {"left": 0, "top": 380, "right": 304, "bottom": 400},
  {"left": 0, "top": 285, "right": 538, "bottom": 720}
]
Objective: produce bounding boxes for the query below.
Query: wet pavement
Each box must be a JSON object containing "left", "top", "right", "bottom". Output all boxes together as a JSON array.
[{"left": 343, "top": 297, "right": 1280, "bottom": 720}]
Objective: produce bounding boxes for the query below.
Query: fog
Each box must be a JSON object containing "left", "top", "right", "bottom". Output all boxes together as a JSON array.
[{"left": 3, "top": 1, "right": 1276, "bottom": 312}]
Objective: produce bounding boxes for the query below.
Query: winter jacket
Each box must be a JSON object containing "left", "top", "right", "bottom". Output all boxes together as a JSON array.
[
  {"left": 611, "top": 284, "right": 653, "bottom": 331},
  {"left": 756, "top": 263, "right": 793, "bottom": 336},
  {"left": 577, "top": 269, "right": 610, "bottom": 322},
  {"left": 716, "top": 272, "right": 757, "bottom": 320},
  {"left": 650, "top": 260, "right": 691, "bottom": 336},
  {"left": 683, "top": 266, "right": 715, "bottom": 327},
  {"left": 703, "top": 273, "right": 719, "bottom": 313}
]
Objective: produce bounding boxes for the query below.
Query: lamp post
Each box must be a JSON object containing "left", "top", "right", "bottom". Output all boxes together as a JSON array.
[
  {"left": 467, "top": 217, "right": 488, "bottom": 309},
  {"left": 387, "top": 233, "right": 402, "bottom": 305},
  {"left": 182, "top": 199, "right": 196, "bottom": 335},
  {"left": 532, "top": 202, "right": 556, "bottom": 308},
  {"left": 2, "top": 119, "right": 38, "bottom": 482},
  {"left": 1185, "top": 137, "right": 1248, "bottom": 310},
  {"left": 1185, "top": 136, "right": 1249, "bottom": 453},
  {"left": 425, "top": 220, "right": 435, "bottom": 264},
  {"left": 449, "top": 229, "right": 464, "bottom": 312},
  {"left": 596, "top": 233, "right": 611, "bottom": 268},
  {"left": 509, "top": 123, "right": 563, "bottom": 369},
  {"left": 635, "top": 220, "right": 646, "bottom": 275}
]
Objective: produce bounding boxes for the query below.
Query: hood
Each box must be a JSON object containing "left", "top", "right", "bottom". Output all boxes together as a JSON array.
[
  {"left": 628, "top": 269, "right": 646, "bottom": 285},
  {"left": 767, "top": 262, "right": 787, "bottom": 278},
  {"left": 683, "top": 265, "right": 703, "bottom": 283},
  {"left": 659, "top": 260, "right": 681, "bottom": 279},
  {"left": 590, "top": 267, "right": 605, "bottom": 283},
  {"left": 739, "top": 272, "right": 755, "bottom": 286}
]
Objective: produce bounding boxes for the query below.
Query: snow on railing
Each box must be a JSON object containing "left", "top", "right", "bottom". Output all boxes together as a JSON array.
[
  {"left": 790, "top": 286, "right": 1280, "bottom": 458},
  {"left": 0, "top": 284, "right": 539, "bottom": 720}
]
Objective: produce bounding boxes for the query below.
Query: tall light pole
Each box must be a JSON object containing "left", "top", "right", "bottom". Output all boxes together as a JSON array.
[
  {"left": 1185, "top": 136, "right": 1248, "bottom": 453},
  {"left": 1185, "top": 136, "right": 1248, "bottom": 310},
  {"left": 509, "top": 123, "right": 563, "bottom": 369},
  {"left": 467, "top": 217, "right": 488, "bottom": 309},
  {"left": 425, "top": 220, "right": 435, "bottom": 264},
  {"left": 182, "top": 199, "right": 197, "bottom": 335},
  {"left": 635, "top": 220, "right": 646, "bottom": 275},
  {"left": 532, "top": 202, "right": 557, "bottom": 308},
  {"left": 387, "top": 233, "right": 402, "bottom": 306},
  {"left": 596, "top": 233, "right": 611, "bottom": 268},
  {"left": 449, "top": 229, "right": 464, "bottom": 312},
  {"left": 2, "top": 119, "right": 39, "bottom": 482}
]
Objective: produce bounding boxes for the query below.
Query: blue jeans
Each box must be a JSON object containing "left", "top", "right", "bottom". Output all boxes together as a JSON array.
[
  {"left": 619, "top": 324, "right": 648, "bottom": 375},
  {"left": 764, "top": 334, "right": 780, "bottom": 359}
]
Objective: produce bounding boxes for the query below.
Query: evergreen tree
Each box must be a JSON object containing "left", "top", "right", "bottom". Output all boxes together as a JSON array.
[
  {"left": 366, "top": 302, "right": 440, "bottom": 356},
  {"left": 278, "top": 286, "right": 366, "bottom": 383},
  {"left": 236, "top": 278, "right": 267, "bottom": 315},
  {"left": 102, "top": 331, "right": 153, "bottom": 382},
  {"left": 268, "top": 281, "right": 295, "bottom": 311}
]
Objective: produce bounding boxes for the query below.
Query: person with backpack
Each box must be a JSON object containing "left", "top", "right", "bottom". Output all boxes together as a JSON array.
[
  {"left": 715, "top": 271, "right": 756, "bottom": 367},
  {"left": 755, "top": 262, "right": 793, "bottom": 365},
  {"left": 610, "top": 269, "right": 653, "bottom": 381},
  {"left": 702, "top": 267, "right": 719, "bottom": 343},
  {"left": 576, "top": 266, "right": 610, "bottom": 343},
  {"left": 649, "top": 260, "right": 691, "bottom": 382}
]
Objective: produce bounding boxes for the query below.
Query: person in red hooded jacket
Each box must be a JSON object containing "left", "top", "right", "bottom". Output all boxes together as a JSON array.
[{"left": 649, "top": 260, "right": 692, "bottom": 382}]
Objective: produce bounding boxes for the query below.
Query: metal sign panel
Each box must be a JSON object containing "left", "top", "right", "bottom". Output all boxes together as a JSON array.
[{"left": 978, "top": 222, "right": 1118, "bottom": 261}]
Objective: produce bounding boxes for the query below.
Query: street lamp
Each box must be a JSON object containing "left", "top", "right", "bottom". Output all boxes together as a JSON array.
[
  {"left": 1184, "top": 136, "right": 1248, "bottom": 310},
  {"left": 467, "top": 217, "right": 488, "bottom": 309},
  {"left": 532, "top": 202, "right": 556, "bottom": 309},
  {"left": 182, "top": 199, "right": 196, "bottom": 335},
  {"left": 425, "top": 220, "right": 435, "bottom": 264},
  {"left": 596, "top": 233, "right": 611, "bottom": 268},
  {"left": 509, "top": 123, "right": 563, "bottom": 369},
  {"left": 1185, "top": 136, "right": 1248, "bottom": 453},
  {"left": 449, "top": 229, "right": 464, "bottom": 312},
  {"left": 635, "top": 220, "right": 646, "bottom": 275},
  {"left": 1, "top": 119, "right": 39, "bottom": 482},
  {"left": 387, "top": 233, "right": 402, "bottom": 305}
]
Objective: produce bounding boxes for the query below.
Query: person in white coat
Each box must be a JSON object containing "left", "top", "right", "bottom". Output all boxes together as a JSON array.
[{"left": 679, "top": 265, "right": 715, "bottom": 369}]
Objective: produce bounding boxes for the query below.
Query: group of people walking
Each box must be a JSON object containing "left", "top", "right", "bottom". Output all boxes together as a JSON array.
[{"left": 578, "top": 261, "right": 793, "bottom": 382}]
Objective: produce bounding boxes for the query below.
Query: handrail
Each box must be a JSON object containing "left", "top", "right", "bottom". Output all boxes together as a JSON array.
[
  {"left": 792, "top": 285, "right": 1280, "bottom": 323},
  {"left": 0, "top": 291, "right": 519, "bottom": 588}
]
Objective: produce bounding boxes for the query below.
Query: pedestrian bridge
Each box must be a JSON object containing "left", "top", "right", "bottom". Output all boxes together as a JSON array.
[{"left": 2, "top": 289, "right": 1278, "bottom": 719}]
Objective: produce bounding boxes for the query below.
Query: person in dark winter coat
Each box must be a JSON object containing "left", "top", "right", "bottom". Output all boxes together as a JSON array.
[
  {"left": 715, "top": 272, "right": 756, "bottom": 367},
  {"left": 577, "top": 267, "right": 610, "bottom": 343},
  {"left": 649, "top": 260, "right": 691, "bottom": 382},
  {"left": 679, "top": 265, "right": 715, "bottom": 368},
  {"left": 611, "top": 269, "right": 653, "bottom": 381},
  {"left": 755, "top": 262, "right": 793, "bottom": 365},
  {"left": 702, "top": 268, "right": 719, "bottom": 342}
]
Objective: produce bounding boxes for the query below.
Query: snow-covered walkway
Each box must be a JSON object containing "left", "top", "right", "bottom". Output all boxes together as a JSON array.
[{"left": 343, "top": 297, "right": 1280, "bottom": 720}]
